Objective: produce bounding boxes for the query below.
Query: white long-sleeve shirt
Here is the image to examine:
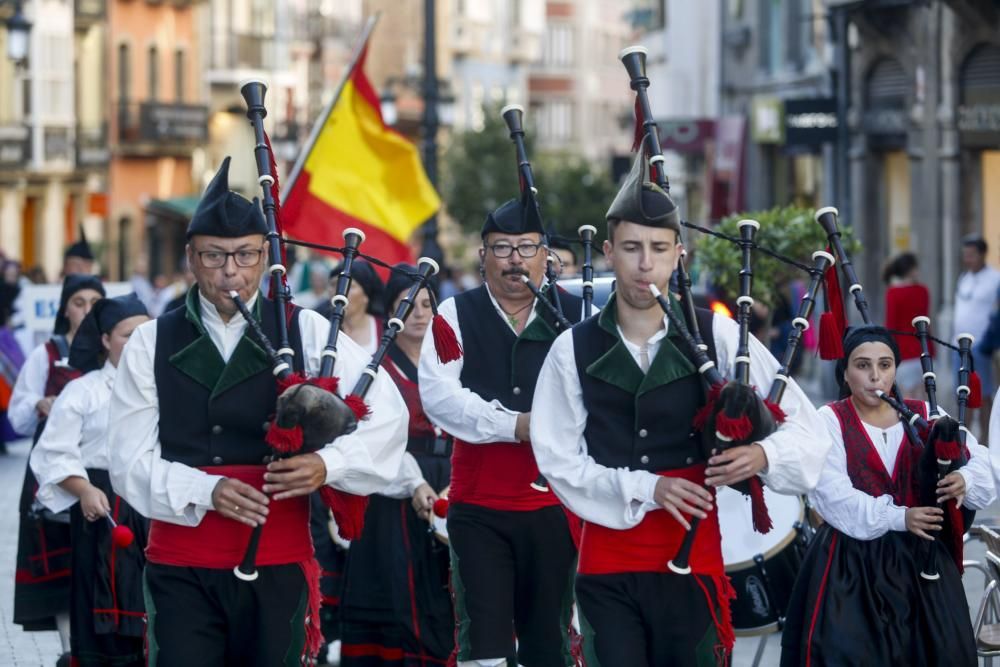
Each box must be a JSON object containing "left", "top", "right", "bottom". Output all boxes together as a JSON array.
[
  {"left": 108, "top": 291, "right": 409, "bottom": 527},
  {"left": 811, "top": 402, "right": 995, "bottom": 541},
  {"left": 8, "top": 342, "right": 54, "bottom": 436},
  {"left": 29, "top": 362, "right": 117, "bottom": 514},
  {"left": 418, "top": 284, "right": 594, "bottom": 444},
  {"left": 530, "top": 310, "right": 832, "bottom": 530}
]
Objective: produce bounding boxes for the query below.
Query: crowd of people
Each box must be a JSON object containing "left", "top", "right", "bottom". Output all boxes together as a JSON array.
[{"left": 2, "top": 151, "right": 1000, "bottom": 667}]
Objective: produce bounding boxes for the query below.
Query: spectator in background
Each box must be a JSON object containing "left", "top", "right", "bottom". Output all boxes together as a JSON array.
[
  {"left": 883, "top": 252, "right": 932, "bottom": 399},
  {"left": 62, "top": 227, "right": 96, "bottom": 277},
  {"left": 547, "top": 236, "right": 579, "bottom": 278},
  {"left": 293, "top": 260, "right": 333, "bottom": 310},
  {"left": 954, "top": 235, "right": 1000, "bottom": 437},
  {"left": 25, "top": 266, "right": 47, "bottom": 284},
  {"left": 0, "top": 274, "right": 24, "bottom": 455},
  {"left": 317, "top": 260, "right": 385, "bottom": 355}
]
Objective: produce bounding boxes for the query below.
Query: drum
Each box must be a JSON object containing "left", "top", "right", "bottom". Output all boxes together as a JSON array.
[
  {"left": 718, "top": 485, "right": 812, "bottom": 636},
  {"left": 431, "top": 486, "right": 449, "bottom": 545}
]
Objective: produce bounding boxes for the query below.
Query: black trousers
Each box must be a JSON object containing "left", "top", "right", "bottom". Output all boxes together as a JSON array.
[
  {"left": 575, "top": 571, "right": 727, "bottom": 667},
  {"left": 448, "top": 503, "right": 576, "bottom": 667},
  {"left": 143, "top": 562, "right": 307, "bottom": 667}
]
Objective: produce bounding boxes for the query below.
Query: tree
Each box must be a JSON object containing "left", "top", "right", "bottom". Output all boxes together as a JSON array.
[
  {"left": 693, "top": 206, "right": 860, "bottom": 309},
  {"left": 441, "top": 103, "right": 619, "bottom": 243}
]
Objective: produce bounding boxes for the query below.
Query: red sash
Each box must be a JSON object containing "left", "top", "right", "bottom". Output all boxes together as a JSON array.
[
  {"left": 449, "top": 438, "right": 563, "bottom": 511},
  {"left": 577, "top": 465, "right": 723, "bottom": 576},
  {"left": 146, "top": 465, "right": 312, "bottom": 569}
]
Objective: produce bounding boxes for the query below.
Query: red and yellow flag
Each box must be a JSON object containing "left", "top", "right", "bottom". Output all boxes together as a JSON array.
[{"left": 283, "top": 35, "right": 440, "bottom": 265}]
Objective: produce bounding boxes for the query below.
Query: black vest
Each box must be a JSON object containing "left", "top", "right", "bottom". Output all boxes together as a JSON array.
[
  {"left": 455, "top": 284, "right": 584, "bottom": 413},
  {"left": 573, "top": 296, "right": 716, "bottom": 473},
  {"left": 154, "top": 291, "right": 305, "bottom": 467}
]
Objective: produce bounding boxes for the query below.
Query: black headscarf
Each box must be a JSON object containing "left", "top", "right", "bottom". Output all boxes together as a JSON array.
[
  {"left": 835, "top": 325, "right": 901, "bottom": 399},
  {"left": 69, "top": 294, "right": 149, "bottom": 372},
  {"left": 330, "top": 260, "right": 385, "bottom": 316},
  {"left": 53, "top": 274, "right": 105, "bottom": 336},
  {"left": 382, "top": 263, "right": 439, "bottom": 315}
]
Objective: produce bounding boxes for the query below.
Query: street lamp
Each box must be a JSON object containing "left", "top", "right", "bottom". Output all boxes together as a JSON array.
[{"left": 5, "top": 2, "right": 31, "bottom": 65}]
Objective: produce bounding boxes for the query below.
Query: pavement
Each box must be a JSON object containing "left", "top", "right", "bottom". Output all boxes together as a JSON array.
[{"left": 0, "top": 440, "right": 64, "bottom": 667}]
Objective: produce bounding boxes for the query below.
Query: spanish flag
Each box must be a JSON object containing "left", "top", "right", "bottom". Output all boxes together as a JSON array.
[{"left": 282, "top": 19, "right": 440, "bottom": 265}]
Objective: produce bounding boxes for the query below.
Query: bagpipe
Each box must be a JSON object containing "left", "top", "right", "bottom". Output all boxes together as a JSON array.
[
  {"left": 230, "top": 80, "right": 459, "bottom": 582},
  {"left": 499, "top": 103, "right": 574, "bottom": 494},
  {"left": 817, "top": 207, "right": 979, "bottom": 579},
  {"left": 620, "top": 46, "right": 797, "bottom": 576}
]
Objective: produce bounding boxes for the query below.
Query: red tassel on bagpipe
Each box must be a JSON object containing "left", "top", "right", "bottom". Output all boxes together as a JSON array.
[
  {"left": 432, "top": 313, "right": 462, "bottom": 363},
  {"left": 747, "top": 476, "right": 773, "bottom": 534},
  {"left": 631, "top": 96, "right": 645, "bottom": 152},
  {"left": 298, "top": 556, "right": 324, "bottom": 662},
  {"left": 265, "top": 423, "right": 304, "bottom": 453},
  {"left": 969, "top": 370, "right": 983, "bottom": 409},
  {"left": 819, "top": 259, "right": 846, "bottom": 360},
  {"left": 344, "top": 393, "right": 370, "bottom": 420},
  {"left": 714, "top": 411, "right": 753, "bottom": 441},
  {"left": 319, "top": 486, "right": 369, "bottom": 541},
  {"left": 765, "top": 399, "right": 787, "bottom": 424},
  {"left": 693, "top": 383, "right": 724, "bottom": 432}
]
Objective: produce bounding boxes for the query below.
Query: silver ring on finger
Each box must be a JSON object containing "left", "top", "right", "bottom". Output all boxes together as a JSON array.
[{"left": 234, "top": 504, "right": 240, "bottom": 513}]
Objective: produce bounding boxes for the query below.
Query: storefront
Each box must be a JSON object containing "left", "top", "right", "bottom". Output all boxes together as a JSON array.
[{"left": 958, "top": 42, "right": 1000, "bottom": 266}]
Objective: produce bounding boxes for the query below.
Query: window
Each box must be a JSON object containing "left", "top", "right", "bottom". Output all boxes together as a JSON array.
[
  {"left": 538, "top": 101, "right": 573, "bottom": 142},
  {"left": 148, "top": 45, "right": 159, "bottom": 100},
  {"left": 118, "top": 44, "right": 130, "bottom": 101},
  {"left": 543, "top": 23, "right": 573, "bottom": 67},
  {"left": 175, "top": 49, "right": 185, "bottom": 102},
  {"left": 758, "top": 0, "right": 784, "bottom": 74}
]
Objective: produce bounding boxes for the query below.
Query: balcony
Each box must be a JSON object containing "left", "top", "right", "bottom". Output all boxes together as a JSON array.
[
  {"left": 0, "top": 125, "right": 30, "bottom": 170},
  {"left": 76, "top": 123, "right": 110, "bottom": 167},
  {"left": 208, "top": 32, "right": 277, "bottom": 73},
  {"left": 117, "top": 101, "right": 208, "bottom": 156}
]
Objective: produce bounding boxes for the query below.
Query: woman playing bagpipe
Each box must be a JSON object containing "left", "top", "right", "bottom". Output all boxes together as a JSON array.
[
  {"left": 106, "top": 129, "right": 410, "bottom": 665},
  {"left": 10, "top": 273, "right": 104, "bottom": 657},
  {"left": 29, "top": 294, "right": 150, "bottom": 666},
  {"left": 339, "top": 264, "right": 455, "bottom": 666},
  {"left": 779, "top": 327, "right": 995, "bottom": 666}
]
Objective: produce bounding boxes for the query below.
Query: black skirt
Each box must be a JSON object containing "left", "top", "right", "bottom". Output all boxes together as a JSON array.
[
  {"left": 340, "top": 453, "right": 453, "bottom": 666},
  {"left": 69, "top": 469, "right": 148, "bottom": 666},
  {"left": 13, "top": 422, "right": 71, "bottom": 630},
  {"left": 780, "top": 523, "right": 976, "bottom": 667}
]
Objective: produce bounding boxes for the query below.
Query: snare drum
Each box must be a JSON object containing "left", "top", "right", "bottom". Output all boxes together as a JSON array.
[
  {"left": 431, "top": 486, "right": 449, "bottom": 545},
  {"left": 718, "top": 485, "right": 811, "bottom": 636}
]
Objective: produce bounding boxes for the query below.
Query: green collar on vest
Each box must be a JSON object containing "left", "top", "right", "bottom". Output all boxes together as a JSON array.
[
  {"left": 586, "top": 292, "right": 696, "bottom": 396},
  {"left": 170, "top": 287, "right": 271, "bottom": 399}
]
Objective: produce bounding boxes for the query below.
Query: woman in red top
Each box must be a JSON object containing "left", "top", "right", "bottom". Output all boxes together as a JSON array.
[{"left": 883, "top": 253, "right": 933, "bottom": 399}]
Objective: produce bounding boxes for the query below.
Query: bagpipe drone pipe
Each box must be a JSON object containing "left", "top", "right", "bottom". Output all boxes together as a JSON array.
[{"left": 231, "top": 79, "right": 460, "bottom": 582}]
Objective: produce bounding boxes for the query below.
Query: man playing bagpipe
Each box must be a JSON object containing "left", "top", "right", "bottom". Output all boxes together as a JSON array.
[
  {"left": 107, "top": 157, "right": 409, "bottom": 667},
  {"left": 530, "top": 149, "right": 832, "bottom": 667},
  {"left": 418, "top": 194, "right": 587, "bottom": 667}
]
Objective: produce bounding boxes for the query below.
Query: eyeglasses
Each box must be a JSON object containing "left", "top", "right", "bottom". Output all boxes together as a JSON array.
[
  {"left": 196, "top": 249, "right": 264, "bottom": 269},
  {"left": 486, "top": 243, "right": 542, "bottom": 259}
]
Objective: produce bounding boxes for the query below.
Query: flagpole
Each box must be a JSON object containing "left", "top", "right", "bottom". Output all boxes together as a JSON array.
[{"left": 281, "top": 13, "right": 381, "bottom": 200}]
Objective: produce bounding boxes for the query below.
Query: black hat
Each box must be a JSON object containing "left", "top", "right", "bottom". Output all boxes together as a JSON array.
[
  {"left": 605, "top": 150, "right": 680, "bottom": 231},
  {"left": 69, "top": 294, "right": 149, "bottom": 372},
  {"left": 330, "top": 260, "right": 385, "bottom": 316},
  {"left": 64, "top": 225, "right": 94, "bottom": 261},
  {"left": 53, "top": 274, "right": 105, "bottom": 336},
  {"left": 481, "top": 193, "right": 545, "bottom": 239},
  {"left": 186, "top": 157, "right": 268, "bottom": 240},
  {"left": 383, "top": 263, "right": 439, "bottom": 315}
]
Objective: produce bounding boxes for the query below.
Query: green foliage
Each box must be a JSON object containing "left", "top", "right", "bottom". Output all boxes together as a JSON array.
[
  {"left": 441, "top": 103, "right": 617, "bottom": 241},
  {"left": 693, "top": 206, "right": 860, "bottom": 308}
]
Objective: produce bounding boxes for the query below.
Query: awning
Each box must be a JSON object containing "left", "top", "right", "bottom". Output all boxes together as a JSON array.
[{"left": 145, "top": 195, "right": 200, "bottom": 222}]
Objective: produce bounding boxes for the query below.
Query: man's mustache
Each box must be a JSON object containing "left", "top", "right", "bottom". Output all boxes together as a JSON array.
[{"left": 502, "top": 268, "right": 529, "bottom": 277}]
